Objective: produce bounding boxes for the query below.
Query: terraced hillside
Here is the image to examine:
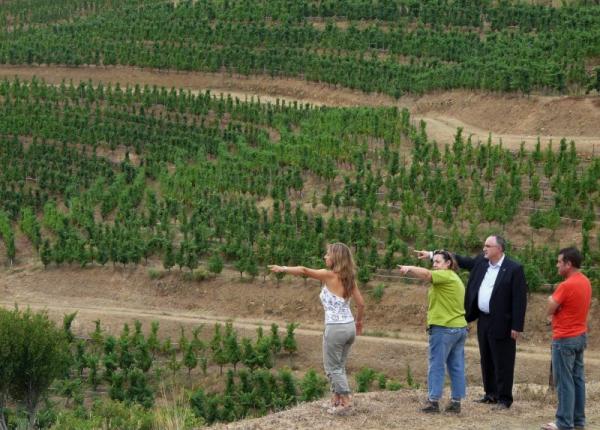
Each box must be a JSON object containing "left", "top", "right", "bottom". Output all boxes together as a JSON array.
[
  {"left": 1, "top": 0, "right": 600, "bottom": 96},
  {"left": 0, "top": 1, "right": 598, "bottom": 429}
]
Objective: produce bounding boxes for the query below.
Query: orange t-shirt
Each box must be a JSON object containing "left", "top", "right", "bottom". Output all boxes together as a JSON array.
[{"left": 551, "top": 272, "right": 592, "bottom": 340}]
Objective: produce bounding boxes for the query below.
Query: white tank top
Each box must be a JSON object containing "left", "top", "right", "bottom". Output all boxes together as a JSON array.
[{"left": 320, "top": 286, "right": 354, "bottom": 324}]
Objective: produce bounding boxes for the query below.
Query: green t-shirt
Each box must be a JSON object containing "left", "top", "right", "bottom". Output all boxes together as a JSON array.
[{"left": 428, "top": 270, "right": 467, "bottom": 328}]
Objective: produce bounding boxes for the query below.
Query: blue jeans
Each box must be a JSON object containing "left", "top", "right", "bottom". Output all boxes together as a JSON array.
[
  {"left": 428, "top": 325, "right": 467, "bottom": 401},
  {"left": 552, "top": 334, "right": 587, "bottom": 430}
]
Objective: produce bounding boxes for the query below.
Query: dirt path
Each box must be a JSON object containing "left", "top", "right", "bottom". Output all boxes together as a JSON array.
[
  {"left": 414, "top": 114, "right": 600, "bottom": 154},
  {"left": 1, "top": 65, "right": 599, "bottom": 154},
  {"left": 2, "top": 298, "right": 600, "bottom": 367}
]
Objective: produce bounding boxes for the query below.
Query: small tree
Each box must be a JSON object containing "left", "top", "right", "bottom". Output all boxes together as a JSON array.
[
  {"left": 208, "top": 253, "right": 224, "bottom": 275},
  {"left": 241, "top": 338, "right": 258, "bottom": 371},
  {"left": 224, "top": 334, "right": 241, "bottom": 371},
  {"left": 147, "top": 321, "right": 160, "bottom": 359},
  {"left": 0, "top": 308, "right": 22, "bottom": 430},
  {"left": 87, "top": 354, "right": 100, "bottom": 391},
  {"left": 183, "top": 344, "right": 198, "bottom": 376},
  {"left": 39, "top": 240, "right": 52, "bottom": 268},
  {"left": 210, "top": 324, "right": 227, "bottom": 375},
  {"left": 163, "top": 242, "right": 175, "bottom": 271},
  {"left": 62, "top": 311, "right": 77, "bottom": 344},
  {"left": 126, "top": 368, "right": 155, "bottom": 409},
  {"left": 299, "top": 369, "right": 327, "bottom": 402},
  {"left": 278, "top": 368, "right": 297, "bottom": 408},
  {"left": 90, "top": 320, "right": 104, "bottom": 354},
  {"left": 6, "top": 308, "right": 72, "bottom": 429},
  {"left": 270, "top": 323, "right": 282, "bottom": 359},
  {"left": 283, "top": 323, "right": 299, "bottom": 367}
]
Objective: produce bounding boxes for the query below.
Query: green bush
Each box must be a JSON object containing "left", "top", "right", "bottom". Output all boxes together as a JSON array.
[
  {"left": 355, "top": 367, "right": 377, "bottom": 393},
  {"left": 183, "top": 268, "right": 211, "bottom": 282},
  {"left": 386, "top": 379, "right": 404, "bottom": 391},
  {"left": 50, "top": 399, "right": 154, "bottom": 430},
  {"left": 299, "top": 369, "right": 327, "bottom": 402},
  {"left": 0, "top": 307, "right": 72, "bottom": 429},
  {"left": 147, "top": 268, "right": 166, "bottom": 280},
  {"left": 406, "top": 365, "right": 420, "bottom": 389},
  {"left": 370, "top": 283, "right": 386, "bottom": 302}
]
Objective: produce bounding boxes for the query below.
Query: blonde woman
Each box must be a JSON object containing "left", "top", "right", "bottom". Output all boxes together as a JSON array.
[{"left": 269, "top": 243, "right": 365, "bottom": 415}]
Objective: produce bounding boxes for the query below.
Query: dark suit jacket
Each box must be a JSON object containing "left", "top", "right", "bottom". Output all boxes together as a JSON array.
[{"left": 455, "top": 254, "right": 527, "bottom": 339}]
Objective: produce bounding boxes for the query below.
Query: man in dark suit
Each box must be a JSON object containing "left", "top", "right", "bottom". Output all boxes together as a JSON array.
[{"left": 417, "top": 235, "right": 527, "bottom": 409}]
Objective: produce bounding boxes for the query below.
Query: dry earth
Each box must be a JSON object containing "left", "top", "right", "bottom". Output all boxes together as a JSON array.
[{"left": 1, "top": 65, "right": 599, "bottom": 154}]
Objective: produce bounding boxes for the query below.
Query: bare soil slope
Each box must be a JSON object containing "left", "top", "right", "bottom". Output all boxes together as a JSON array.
[{"left": 1, "top": 65, "right": 599, "bottom": 154}]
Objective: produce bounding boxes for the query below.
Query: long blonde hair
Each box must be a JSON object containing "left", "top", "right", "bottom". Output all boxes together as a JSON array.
[{"left": 328, "top": 243, "right": 356, "bottom": 299}]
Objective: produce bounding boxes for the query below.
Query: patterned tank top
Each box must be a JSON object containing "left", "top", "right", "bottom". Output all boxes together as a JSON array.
[{"left": 319, "top": 285, "right": 354, "bottom": 324}]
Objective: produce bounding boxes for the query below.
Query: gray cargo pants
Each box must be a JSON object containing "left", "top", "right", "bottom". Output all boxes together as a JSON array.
[{"left": 323, "top": 322, "right": 356, "bottom": 395}]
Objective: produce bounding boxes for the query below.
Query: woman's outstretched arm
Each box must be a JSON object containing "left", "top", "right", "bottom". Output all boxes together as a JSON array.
[
  {"left": 268, "top": 265, "right": 333, "bottom": 284},
  {"left": 397, "top": 265, "right": 433, "bottom": 283}
]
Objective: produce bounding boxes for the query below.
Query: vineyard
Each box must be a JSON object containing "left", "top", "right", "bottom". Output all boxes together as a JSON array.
[
  {"left": 1, "top": 0, "right": 600, "bottom": 96},
  {"left": 0, "top": 0, "right": 599, "bottom": 429},
  {"left": 0, "top": 77, "right": 598, "bottom": 291}
]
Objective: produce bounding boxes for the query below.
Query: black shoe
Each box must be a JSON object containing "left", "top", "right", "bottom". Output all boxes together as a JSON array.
[
  {"left": 421, "top": 400, "right": 440, "bottom": 413},
  {"left": 474, "top": 395, "right": 497, "bottom": 404},
  {"left": 444, "top": 400, "right": 461, "bottom": 413},
  {"left": 491, "top": 402, "right": 510, "bottom": 411}
]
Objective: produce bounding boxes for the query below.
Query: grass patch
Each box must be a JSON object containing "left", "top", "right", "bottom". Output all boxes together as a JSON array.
[{"left": 148, "top": 268, "right": 168, "bottom": 279}]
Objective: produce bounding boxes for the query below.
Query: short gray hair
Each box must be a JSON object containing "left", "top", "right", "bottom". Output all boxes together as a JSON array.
[{"left": 493, "top": 235, "right": 506, "bottom": 252}]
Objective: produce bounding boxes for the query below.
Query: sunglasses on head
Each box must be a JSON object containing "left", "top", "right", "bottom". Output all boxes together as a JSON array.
[{"left": 433, "top": 249, "right": 451, "bottom": 258}]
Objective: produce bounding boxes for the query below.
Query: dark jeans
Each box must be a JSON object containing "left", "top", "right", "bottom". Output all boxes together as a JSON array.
[{"left": 552, "top": 334, "right": 587, "bottom": 430}]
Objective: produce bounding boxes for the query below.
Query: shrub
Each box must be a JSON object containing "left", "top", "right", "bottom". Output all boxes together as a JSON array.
[
  {"left": 183, "top": 268, "right": 210, "bottom": 282},
  {"left": 355, "top": 367, "right": 377, "bottom": 393},
  {"left": 0, "top": 307, "right": 72, "bottom": 429},
  {"left": 406, "top": 364, "right": 420, "bottom": 389},
  {"left": 370, "top": 283, "right": 386, "bottom": 302},
  {"left": 299, "top": 369, "right": 327, "bottom": 401},
  {"left": 207, "top": 253, "right": 224, "bottom": 275},
  {"left": 50, "top": 398, "right": 154, "bottom": 430},
  {"left": 148, "top": 268, "right": 166, "bottom": 279},
  {"left": 386, "top": 379, "right": 403, "bottom": 391}
]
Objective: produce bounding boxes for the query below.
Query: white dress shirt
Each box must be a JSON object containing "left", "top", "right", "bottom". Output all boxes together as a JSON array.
[{"left": 478, "top": 255, "right": 505, "bottom": 314}]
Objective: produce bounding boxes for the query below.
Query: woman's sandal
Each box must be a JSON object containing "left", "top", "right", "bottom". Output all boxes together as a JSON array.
[
  {"left": 320, "top": 401, "right": 338, "bottom": 410},
  {"left": 540, "top": 423, "right": 559, "bottom": 430},
  {"left": 326, "top": 405, "right": 353, "bottom": 416}
]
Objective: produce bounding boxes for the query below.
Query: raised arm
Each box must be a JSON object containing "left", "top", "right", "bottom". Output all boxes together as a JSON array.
[
  {"left": 453, "top": 254, "right": 478, "bottom": 271},
  {"left": 397, "top": 265, "right": 432, "bottom": 283},
  {"left": 268, "top": 265, "right": 333, "bottom": 284}
]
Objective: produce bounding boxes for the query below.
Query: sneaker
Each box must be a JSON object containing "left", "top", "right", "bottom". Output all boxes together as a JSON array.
[
  {"left": 445, "top": 400, "right": 461, "bottom": 413},
  {"left": 421, "top": 400, "right": 440, "bottom": 413}
]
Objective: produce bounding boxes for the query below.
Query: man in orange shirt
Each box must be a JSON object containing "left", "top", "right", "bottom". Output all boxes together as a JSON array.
[{"left": 542, "top": 247, "right": 592, "bottom": 430}]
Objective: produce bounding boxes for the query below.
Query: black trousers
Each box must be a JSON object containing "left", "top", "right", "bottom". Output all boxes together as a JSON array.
[{"left": 477, "top": 313, "right": 516, "bottom": 406}]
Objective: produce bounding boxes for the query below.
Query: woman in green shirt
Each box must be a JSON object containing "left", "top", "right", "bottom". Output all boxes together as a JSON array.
[{"left": 398, "top": 250, "right": 467, "bottom": 414}]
